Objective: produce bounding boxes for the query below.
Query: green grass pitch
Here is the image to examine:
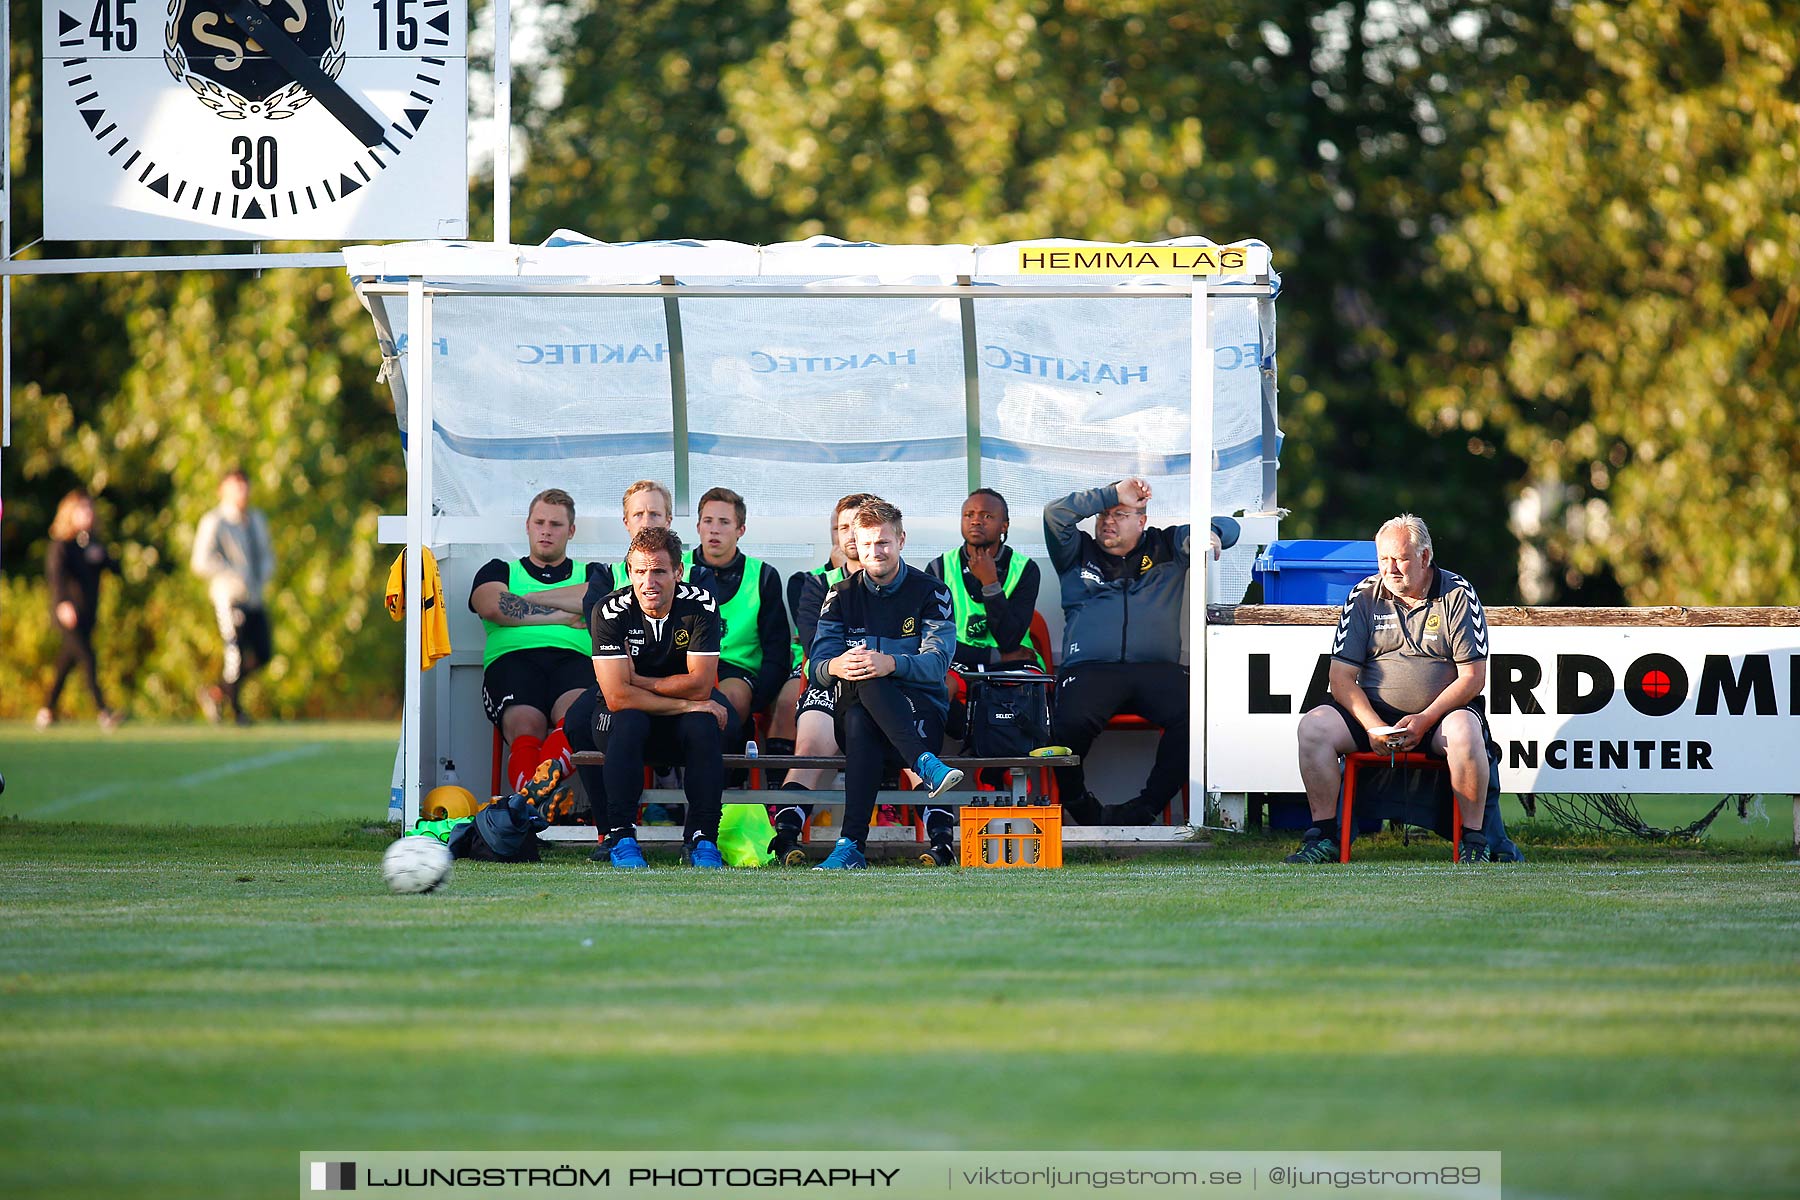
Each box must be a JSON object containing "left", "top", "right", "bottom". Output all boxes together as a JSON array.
[{"left": 1, "top": 722, "right": 1796, "bottom": 1199}]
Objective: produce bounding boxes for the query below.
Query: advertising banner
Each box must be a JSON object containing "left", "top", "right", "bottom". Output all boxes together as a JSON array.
[{"left": 1207, "top": 625, "right": 1800, "bottom": 793}]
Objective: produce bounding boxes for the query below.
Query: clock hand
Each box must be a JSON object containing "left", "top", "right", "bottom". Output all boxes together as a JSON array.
[{"left": 223, "top": 0, "right": 387, "bottom": 148}]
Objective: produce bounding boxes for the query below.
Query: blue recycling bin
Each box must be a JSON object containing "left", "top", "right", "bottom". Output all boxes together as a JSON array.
[{"left": 1253, "top": 540, "right": 1379, "bottom": 605}]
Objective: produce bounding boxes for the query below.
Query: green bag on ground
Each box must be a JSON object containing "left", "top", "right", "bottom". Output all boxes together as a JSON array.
[
  {"left": 717, "top": 803, "right": 777, "bottom": 867},
  {"left": 410, "top": 817, "right": 473, "bottom": 843}
]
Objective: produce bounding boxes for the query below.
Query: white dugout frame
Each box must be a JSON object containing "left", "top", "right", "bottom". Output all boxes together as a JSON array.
[{"left": 359, "top": 265, "right": 1281, "bottom": 835}]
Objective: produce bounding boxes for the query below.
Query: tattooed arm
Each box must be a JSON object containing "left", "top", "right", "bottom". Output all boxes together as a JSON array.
[{"left": 471, "top": 579, "right": 584, "bottom": 627}]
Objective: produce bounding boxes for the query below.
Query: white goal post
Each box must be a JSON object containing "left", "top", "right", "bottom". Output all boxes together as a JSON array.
[{"left": 348, "top": 235, "right": 1283, "bottom": 836}]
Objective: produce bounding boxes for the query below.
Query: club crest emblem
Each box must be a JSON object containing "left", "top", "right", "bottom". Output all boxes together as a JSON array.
[
  {"left": 674, "top": 629, "right": 691, "bottom": 647},
  {"left": 901, "top": 617, "right": 916, "bottom": 635},
  {"left": 165, "top": 0, "right": 346, "bottom": 119}
]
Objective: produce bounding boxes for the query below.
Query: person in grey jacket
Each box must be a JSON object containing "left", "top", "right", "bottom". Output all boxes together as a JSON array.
[
  {"left": 1044, "top": 477, "right": 1239, "bottom": 825},
  {"left": 191, "top": 468, "right": 276, "bottom": 725}
]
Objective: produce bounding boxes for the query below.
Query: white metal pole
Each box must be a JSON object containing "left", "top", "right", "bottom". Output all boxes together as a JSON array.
[
  {"left": 493, "top": 0, "right": 512, "bottom": 244},
  {"left": 404, "top": 278, "right": 428, "bottom": 826},
  {"left": 0, "top": 253, "right": 345, "bottom": 276},
  {"left": 1189, "top": 279, "right": 1214, "bottom": 824},
  {"left": 421, "top": 290, "right": 444, "bottom": 780}
]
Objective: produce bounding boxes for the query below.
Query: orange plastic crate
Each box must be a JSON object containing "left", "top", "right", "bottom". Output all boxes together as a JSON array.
[{"left": 958, "top": 805, "right": 1063, "bottom": 869}]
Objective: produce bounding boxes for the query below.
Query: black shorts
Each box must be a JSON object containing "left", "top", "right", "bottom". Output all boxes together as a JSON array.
[
  {"left": 482, "top": 647, "right": 595, "bottom": 725},
  {"left": 796, "top": 679, "right": 837, "bottom": 720},
  {"left": 1315, "top": 696, "right": 1494, "bottom": 756},
  {"left": 719, "top": 660, "right": 756, "bottom": 689}
]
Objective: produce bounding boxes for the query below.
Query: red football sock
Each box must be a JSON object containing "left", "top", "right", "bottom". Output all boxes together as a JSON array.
[
  {"left": 508, "top": 734, "right": 543, "bottom": 793},
  {"left": 541, "top": 725, "right": 572, "bottom": 773}
]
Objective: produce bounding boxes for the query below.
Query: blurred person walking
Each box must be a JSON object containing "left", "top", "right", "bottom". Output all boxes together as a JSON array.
[
  {"left": 191, "top": 468, "right": 277, "bottom": 725},
  {"left": 38, "top": 489, "right": 122, "bottom": 730}
]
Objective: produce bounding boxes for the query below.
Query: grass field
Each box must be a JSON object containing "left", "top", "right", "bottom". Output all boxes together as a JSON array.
[
  {"left": 4, "top": 719, "right": 1789, "bottom": 843},
  {"left": 0, "top": 721, "right": 395, "bottom": 824},
  {"left": 2, "top": 724, "right": 1796, "bottom": 1200}
]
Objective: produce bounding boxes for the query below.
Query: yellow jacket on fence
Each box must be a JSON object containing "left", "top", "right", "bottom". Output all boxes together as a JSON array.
[{"left": 384, "top": 546, "right": 452, "bottom": 669}]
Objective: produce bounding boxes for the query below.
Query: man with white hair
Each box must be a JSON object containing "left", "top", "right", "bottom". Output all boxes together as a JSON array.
[{"left": 1287, "top": 513, "right": 1520, "bottom": 864}]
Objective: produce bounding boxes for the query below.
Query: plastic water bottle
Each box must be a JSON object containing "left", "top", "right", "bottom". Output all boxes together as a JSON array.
[
  {"left": 744, "top": 740, "right": 759, "bottom": 758},
  {"left": 442, "top": 758, "right": 461, "bottom": 787}
]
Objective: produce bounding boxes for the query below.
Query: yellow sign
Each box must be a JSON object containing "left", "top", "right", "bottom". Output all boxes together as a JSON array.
[{"left": 1017, "top": 244, "right": 1252, "bottom": 276}]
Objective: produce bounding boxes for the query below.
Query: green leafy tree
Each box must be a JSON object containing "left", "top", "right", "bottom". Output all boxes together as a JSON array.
[
  {"left": 1437, "top": 0, "right": 1800, "bottom": 604},
  {"left": 512, "top": 0, "right": 789, "bottom": 242},
  {"left": 719, "top": 1, "right": 1593, "bottom": 587},
  {"left": 2, "top": 266, "right": 404, "bottom": 720}
]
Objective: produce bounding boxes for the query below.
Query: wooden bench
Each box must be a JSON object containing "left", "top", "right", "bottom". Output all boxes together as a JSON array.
[
  {"left": 547, "top": 751, "right": 1199, "bottom": 849},
  {"left": 559, "top": 752, "right": 1074, "bottom": 850},
  {"left": 568, "top": 752, "right": 1076, "bottom": 808}
]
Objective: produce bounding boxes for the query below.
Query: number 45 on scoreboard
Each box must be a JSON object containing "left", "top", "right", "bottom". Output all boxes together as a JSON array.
[{"left": 43, "top": 0, "right": 469, "bottom": 241}]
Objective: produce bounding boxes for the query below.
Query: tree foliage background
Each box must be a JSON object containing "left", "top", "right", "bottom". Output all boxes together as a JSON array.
[{"left": 4, "top": 0, "right": 1795, "bottom": 719}]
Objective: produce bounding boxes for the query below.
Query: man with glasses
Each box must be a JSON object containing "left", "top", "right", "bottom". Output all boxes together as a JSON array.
[{"left": 1043, "top": 477, "right": 1238, "bottom": 825}]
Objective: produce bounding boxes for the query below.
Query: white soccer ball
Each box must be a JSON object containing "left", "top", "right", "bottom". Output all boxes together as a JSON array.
[{"left": 382, "top": 835, "right": 453, "bottom": 894}]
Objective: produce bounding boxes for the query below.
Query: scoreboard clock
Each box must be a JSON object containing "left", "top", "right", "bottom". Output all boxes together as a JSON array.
[{"left": 43, "top": 0, "right": 468, "bottom": 240}]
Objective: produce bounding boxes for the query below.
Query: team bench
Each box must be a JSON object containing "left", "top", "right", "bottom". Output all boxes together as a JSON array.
[
  {"left": 567, "top": 752, "right": 1076, "bottom": 807},
  {"left": 559, "top": 752, "right": 1070, "bottom": 849}
]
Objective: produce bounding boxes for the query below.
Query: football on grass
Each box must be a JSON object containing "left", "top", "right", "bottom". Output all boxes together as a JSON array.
[{"left": 382, "top": 836, "right": 453, "bottom": 894}]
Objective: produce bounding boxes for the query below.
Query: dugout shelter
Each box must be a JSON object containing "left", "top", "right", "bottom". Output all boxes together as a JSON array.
[{"left": 348, "top": 234, "right": 1284, "bottom": 842}]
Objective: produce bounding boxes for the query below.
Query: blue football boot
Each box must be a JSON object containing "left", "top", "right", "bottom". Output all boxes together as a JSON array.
[
  {"left": 912, "top": 752, "right": 964, "bottom": 800},
  {"left": 813, "top": 837, "right": 868, "bottom": 870},
  {"left": 683, "top": 837, "right": 725, "bottom": 869}
]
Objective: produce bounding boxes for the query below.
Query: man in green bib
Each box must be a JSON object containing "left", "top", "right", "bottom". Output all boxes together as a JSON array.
[
  {"left": 926, "top": 488, "right": 1044, "bottom": 675},
  {"left": 607, "top": 481, "right": 673, "bottom": 588},
  {"left": 468, "top": 488, "right": 602, "bottom": 795},
  {"left": 584, "top": 480, "right": 717, "bottom": 607},
  {"left": 684, "top": 487, "right": 789, "bottom": 731},
  {"left": 926, "top": 489, "right": 1046, "bottom": 787}
]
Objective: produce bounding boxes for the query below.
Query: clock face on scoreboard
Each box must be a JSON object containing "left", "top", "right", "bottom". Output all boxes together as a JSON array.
[{"left": 43, "top": 0, "right": 469, "bottom": 240}]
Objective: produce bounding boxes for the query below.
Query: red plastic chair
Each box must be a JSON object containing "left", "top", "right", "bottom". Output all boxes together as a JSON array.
[
  {"left": 1339, "top": 751, "right": 1460, "bottom": 862},
  {"left": 1087, "top": 714, "right": 1186, "bottom": 824}
]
